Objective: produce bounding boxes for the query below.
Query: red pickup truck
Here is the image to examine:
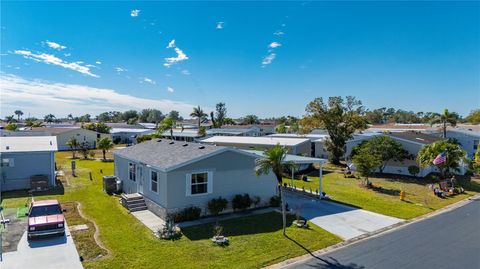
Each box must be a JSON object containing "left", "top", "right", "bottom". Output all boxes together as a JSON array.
[{"left": 27, "top": 199, "right": 65, "bottom": 239}]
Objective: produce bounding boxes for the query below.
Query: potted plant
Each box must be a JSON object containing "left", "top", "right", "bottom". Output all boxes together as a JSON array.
[
  {"left": 291, "top": 205, "right": 308, "bottom": 228},
  {"left": 211, "top": 223, "right": 229, "bottom": 246}
]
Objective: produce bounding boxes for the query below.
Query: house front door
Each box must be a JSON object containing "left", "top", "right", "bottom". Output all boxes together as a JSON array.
[{"left": 138, "top": 165, "right": 144, "bottom": 194}]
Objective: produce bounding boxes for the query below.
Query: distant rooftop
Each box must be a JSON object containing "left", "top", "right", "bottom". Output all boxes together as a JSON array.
[
  {"left": 1, "top": 136, "right": 58, "bottom": 153},
  {"left": 25, "top": 127, "right": 84, "bottom": 135},
  {"left": 387, "top": 131, "right": 443, "bottom": 145},
  {"left": 243, "top": 150, "right": 326, "bottom": 164},
  {"left": 201, "top": 136, "right": 310, "bottom": 146},
  {"left": 114, "top": 139, "right": 226, "bottom": 171}
]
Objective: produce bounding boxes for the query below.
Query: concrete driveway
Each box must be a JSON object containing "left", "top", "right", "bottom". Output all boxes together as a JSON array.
[
  {"left": 285, "top": 192, "right": 403, "bottom": 240},
  {"left": 1, "top": 224, "right": 82, "bottom": 269}
]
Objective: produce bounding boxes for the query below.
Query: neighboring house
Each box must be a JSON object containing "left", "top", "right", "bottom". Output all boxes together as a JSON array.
[
  {"left": 201, "top": 136, "right": 311, "bottom": 155},
  {"left": 111, "top": 128, "right": 155, "bottom": 144},
  {"left": 160, "top": 129, "right": 202, "bottom": 142},
  {"left": 0, "top": 136, "right": 58, "bottom": 192},
  {"left": 113, "top": 139, "right": 277, "bottom": 219},
  {"left": 430, "top": 128, "right": 480, "bottom": 159},
  {"left": 268, "top": 133, "right": 329, "bottom": 157},
  {"left": 207, "top": 125, "right": 263, "bottom": 137},
  {"left": 25, "top": 127, "right": 98, "bottom": 150}
]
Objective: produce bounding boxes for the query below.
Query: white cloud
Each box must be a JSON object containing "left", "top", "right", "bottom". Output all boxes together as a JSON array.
[
  {"left": 142, "top": 77, "right": 156, "bottom": 84},
  {"left": 269, "top": 42, "right": 282, "bottom": 49},
  {"left": 0, "top": 74, "right": 196, "bottom": 118},
  {"left": 131, "top": 9, "right": 140, "bottom": 17},
  {"left": 167, "top": 86, "right": 174, "bottom": 93},
  {"left": 95, "top": 61, "right": 102, "bottom": 65},
  {"left": 115, "top": 67, "right": 127, "bottom": 73},
  {"left": 216, "top": 22, "right": 224, "bottom": 29},
  {"left": 14, "top": 50, "right": 99, "bottom": 78},
  {"left": 262, "top": 53, "right": 276, "bottom": 67},
  {"left": 167, "top": 39, "right": 176, "bottom": 49},
  {"left": 164, "top": 47, "right": 189, "bottom": 68},
  {"left": 45, "top": 41, "right": 66, "bottom": 50},
  {"left": 273, "top": 30, "right": 284, "bottom": 36},
  {"left": 181, "top": 69, "right": 190, "bottom": 75}
]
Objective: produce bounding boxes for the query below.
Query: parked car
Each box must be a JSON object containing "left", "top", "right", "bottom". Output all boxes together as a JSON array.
[{"left": 27, "top": 199, "right": 65, "bottom": 239}]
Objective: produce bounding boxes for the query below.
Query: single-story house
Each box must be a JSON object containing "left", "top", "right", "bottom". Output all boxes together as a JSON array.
[
  {"left": 268, "top": 133, "right": 329, "bottom": 157},
  {"left": 25, "top": 127, "right": 98, "bottom": 150},
  {"left": 429, "top": 128, "right": 479, "bottom": 159},
  {"left": 111, "top": 128, "right": 155, "bottom": 144},
  {"left": 200, "top": 136, "right": 311, "bottom": 155},
  {"left": 161, "top": 129, "right": 202, "bottom": 142},
  {"left": 207, "top": 125, "right": 263, "bottom": 137},
  {"left": 0, "top": 136, "right": 58, "bottom": 192},
  {"left": 113, "top": 139, "right": 277, "bottom": 219}
]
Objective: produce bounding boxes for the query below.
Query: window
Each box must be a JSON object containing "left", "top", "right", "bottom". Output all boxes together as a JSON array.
[
  {"left": 128, "top": 163, "right": 136, "bottom": 181},
  {"left": 151, "top": 171, "right": 158, "bottom": 193},
  {"left": 187, "top": 172, "right": 212, "bottom": 196},
  {"left": 1, "top": 158, "right": 13, "bottom": 167}
]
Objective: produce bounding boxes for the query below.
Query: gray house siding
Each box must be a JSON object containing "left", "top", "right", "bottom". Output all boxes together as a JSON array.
[
  {"left": 114, "top": 150, "right": 277, "bottom": 218},
  {"left": 1, "top": 151, "right": 55, "bottom": 191}
]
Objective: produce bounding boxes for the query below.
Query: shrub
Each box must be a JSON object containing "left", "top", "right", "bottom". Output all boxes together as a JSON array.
[
  {"left": 252, "top": 196, "right": 261, "bottom": 207},
  {"left": 174, "top": 206, "right": 201, "bottom": 222},
  {"left": 208, "top": 197, "right": 228, "bottom": 215},
  {"left": 232, "top": 194, "right": 252, "bottom": 211},
  {"left": 269, "top": 196, "right": 281, "bottom": 207},
  {"left": 408, "top": 165, "right": 420, "bottom": 177}
]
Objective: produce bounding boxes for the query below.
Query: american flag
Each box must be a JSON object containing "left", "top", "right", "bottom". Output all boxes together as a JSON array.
[{"left": 433, "top": 151, "right": 447, "bottom": 165}]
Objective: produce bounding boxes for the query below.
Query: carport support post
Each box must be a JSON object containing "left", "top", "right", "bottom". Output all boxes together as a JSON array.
[
  {"left": 319, "top": 162, "right": 323, "bottom": 199},
  {"left": 291, "top": 168, "right": 294, "bottom": 190}
]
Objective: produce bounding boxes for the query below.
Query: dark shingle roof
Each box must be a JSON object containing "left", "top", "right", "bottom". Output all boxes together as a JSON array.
[
  {"left": 387, "top": 131, "right": 443, "bottom": 144},
  {"left": 113, "top": 139, "right": 227, "bottom": 171}
]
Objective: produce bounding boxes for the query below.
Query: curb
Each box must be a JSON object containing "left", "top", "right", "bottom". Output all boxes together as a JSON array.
[{"left": 265, "top": 193, "right": 480, "bottom": 269}]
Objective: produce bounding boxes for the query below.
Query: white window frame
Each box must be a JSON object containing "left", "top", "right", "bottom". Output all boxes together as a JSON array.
[
  {"left": 151, "top": 170, "right": 158, "bottom": 193},
  {"left": 1, "top": 158, "right": 14, "bottom": 167},
  {"left": 185, "top": 171, "right": 213, "bottom": 197},
  {"left": 128, "top": 162, "right": 136, "bottom": 181}
]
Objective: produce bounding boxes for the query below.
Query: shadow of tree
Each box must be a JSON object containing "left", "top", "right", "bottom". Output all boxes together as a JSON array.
[
  {"left": 369, "top": 185, "right": 401, "bottom": 196},
  {"left": 1, "top": 181, "right": 65, "bottom": 206},
  {"left": 182, "top": 212, "right": 291, "bottom": 240}
]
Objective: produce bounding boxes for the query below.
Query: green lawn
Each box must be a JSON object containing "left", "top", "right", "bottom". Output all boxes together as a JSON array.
[
  {"left": 283, "top": 171, "right": 480, "bottom": 219},
  {"left": 1, "top": 152, "right": 341, "bottom": 268}
]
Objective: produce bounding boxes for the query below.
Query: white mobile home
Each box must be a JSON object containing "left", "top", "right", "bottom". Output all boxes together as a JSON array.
[
  {"left": 201, "top": 136, "right": 311, "bottom": 155},
  {"left": 0, "top": 136, "right": 58, "bottom": 192},
  {"left": 26, "top": 127, "right": 98, "bottom": 150}
]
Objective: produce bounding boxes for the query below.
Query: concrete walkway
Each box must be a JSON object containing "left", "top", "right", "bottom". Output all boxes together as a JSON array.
[
  {"left": 131, "top": 210, "right": 165, "bottom": 233},
  {"left": 285, "top": 192, "right": 402, "bottom": 240},
  {"left": 0, "top": 224, "right": 82, "bottom": 269}
]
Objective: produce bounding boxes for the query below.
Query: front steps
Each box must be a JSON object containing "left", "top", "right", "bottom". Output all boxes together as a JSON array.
[{"left": 121, "top": 193, "right": 148, "bottom": 212}]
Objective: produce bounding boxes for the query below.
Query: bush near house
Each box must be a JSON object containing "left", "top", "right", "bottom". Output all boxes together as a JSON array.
[
  {"left": 208, "top": 197, "right": 228, "bottom": 215},
  {"left": 269, "top": 196, "right": 281, "bottom": 207},
  {"left": 232, "top": 194, "right": 252, "bottom": 211},
  {"left": 174, "top": 206, "right": 202, "bottom": 222}
]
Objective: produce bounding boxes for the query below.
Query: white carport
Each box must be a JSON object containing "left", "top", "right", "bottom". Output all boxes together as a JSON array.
[{"left": 243, "top": 150, "right": 328, "bottom": 199}]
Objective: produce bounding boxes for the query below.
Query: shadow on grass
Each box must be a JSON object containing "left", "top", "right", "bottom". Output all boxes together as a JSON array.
[
  {"left": 1, "top": 180, "right": 65, "bottom": 206},
  {"left": 182, "top": 212, "right": 290, "bottom": 240},
  {"left": 369, "top": 185, "right": 401, "bottom": 196},
  {"left": 285, "top": 235, "right": 365, "bottom": 269}
]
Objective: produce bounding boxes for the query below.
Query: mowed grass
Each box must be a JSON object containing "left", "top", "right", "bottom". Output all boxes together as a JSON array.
[
  {"left": 283, "top": 171, "right": 480, "bottom": 219},
  {"left": 1, "top": 152, "right": 341, "bottom": 269}
]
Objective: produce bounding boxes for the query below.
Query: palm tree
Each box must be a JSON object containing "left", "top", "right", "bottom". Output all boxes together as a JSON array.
[
  {"left": 417, "top": 140, "right": 466, "bottom": 179},
  {"left": 97, "top": 137, "right": 114, "bottom": 161},
  {"left": 44, "top": 114, "right": 56, "bottom": 123},
  {"left": 14, "top": 110, "right": 23, "bottom": 121},
  {"left": 66, "top": 137, "right": 79, "bottom": 159},
  {"left": 255, "top": 145, "right": 295, "bottom": 236},
  {"left": 190, "top": 106, "right": 207, "bottom": 133},
  {"left": 430, "top": 109, "right": 458, "bottom": 138},
  {"left": 5, "top": 115, "right": 15, "bottom": 123},
  {"left": 158, "top": 117, "right": 175, "bottom": 139}
]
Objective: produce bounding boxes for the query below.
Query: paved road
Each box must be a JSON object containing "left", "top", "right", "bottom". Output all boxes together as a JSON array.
[{"left": 284, "top": 198, "right": 480, "bottom": 269}]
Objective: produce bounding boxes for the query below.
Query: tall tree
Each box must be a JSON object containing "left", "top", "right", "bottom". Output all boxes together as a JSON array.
[
  {"left": 5, "top": 115, "right": 15, "bottom": 123},
  {"left": 352, "top": 148, "right": 382, "bottom": 186},
  {"left": 97, "top": 137, "right": 114, "bottom": 161},
  {"left": 242, "top": 114, "right": 259, "bottom": 125},
  {"left": 66, "top": 137, "right": 79, "bottom": 158},
  {"left": 96, "top": 112, "right": 111, "bottom": 122},
  {"left": 351, "top": 136, "right": 408, "bottom": 173},
  {"left": 157, "top": 117, "right": 175, "bottom": 139},
  {"left": 300, "top": 96, "right": 367, "bottom": 164},
  {"left": 465, "top": 109, "right": 480, "bottom": 125},
  {"left": 213, "top": 102, "right": 227, "bottom": 128},
  {"left": 44, "top": 114, "right": 56, "bottom": 123},
  {"left": 168, "top": 110, "right": 182, "bottom": 122},
  {"left": 14, "top": 110, "right": 23, "bottom": 121},
  {"left": 78, "top": 114, "right": 91, "bottom": 123},
  {"left": 122, "top": 110, "right": 139, "bottom": 123},
  {"left": 430, "top": 108, "right": 459, "bottom": 138},
  {"left": 417, "top": 140, "right": 466, "bottom": 179},
  {"left": 190, "top": 106, "right": 207, "bottom": 133},
  {"left": 255, "top": 145, "right": 295, "bottom": 236},
  {"left": 275, "top": 123, "right": 287, "bottom": 134}
]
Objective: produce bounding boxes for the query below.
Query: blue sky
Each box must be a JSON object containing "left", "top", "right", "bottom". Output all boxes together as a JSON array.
[{"left": 1, "top": 1, "right": 479, "bottom": 119}]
